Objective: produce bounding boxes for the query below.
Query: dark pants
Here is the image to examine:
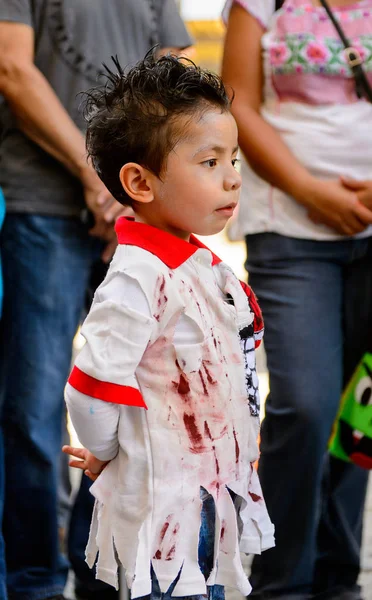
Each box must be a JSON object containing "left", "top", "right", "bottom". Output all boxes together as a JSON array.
[
  {"left": 68, "top": 476, "right": 119, "bottom": 600},
  {"left": 246, "top": 233, "right": 372, "bottom": 600},
  {"left": 0, "top": 214, "right": 101, "bottom": 599}
]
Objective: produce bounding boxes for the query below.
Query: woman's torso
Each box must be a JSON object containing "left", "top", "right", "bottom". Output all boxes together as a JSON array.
[{"left": 236, "top": 0, "right": 372, "bottom": 240}]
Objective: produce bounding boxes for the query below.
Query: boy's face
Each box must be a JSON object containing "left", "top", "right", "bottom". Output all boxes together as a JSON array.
[{"left": 141, "top": 109, "right": 241, "bottom": 240}]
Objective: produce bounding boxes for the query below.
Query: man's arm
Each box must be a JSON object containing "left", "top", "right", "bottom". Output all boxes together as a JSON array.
[
  {"left": 157, "top": 0, "right": 193, "bottom": 56},
  {"left": 0, "top": 21, "right": 125, "bottom": 240}
]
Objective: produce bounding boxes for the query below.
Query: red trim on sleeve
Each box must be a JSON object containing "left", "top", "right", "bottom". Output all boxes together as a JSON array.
[
  {"left": 68, "top": 366, "right": 148, "bottom": 409},
  {"left": 240, "top": 281, "right": 264, "bottom": 348}
]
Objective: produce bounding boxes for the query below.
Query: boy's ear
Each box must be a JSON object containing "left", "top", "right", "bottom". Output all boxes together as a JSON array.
[{"left": 119, "top": 163, "right": 155, "bottom": 204}]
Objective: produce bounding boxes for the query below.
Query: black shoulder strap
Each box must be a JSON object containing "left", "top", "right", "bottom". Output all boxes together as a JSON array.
[
  {"left": 275, "top": 0, "right": 285, "bottom": 10},
  {"left": 319, "top": 0, "right": 372, "bottom": 102}
]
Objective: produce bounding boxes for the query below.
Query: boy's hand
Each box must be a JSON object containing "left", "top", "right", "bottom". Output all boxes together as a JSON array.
[
  {"left": 341, "top": 177, "right": 372, "bottom": 212},
  {"left": 62, "top": 445, "right": 109, "bottom": 481}
]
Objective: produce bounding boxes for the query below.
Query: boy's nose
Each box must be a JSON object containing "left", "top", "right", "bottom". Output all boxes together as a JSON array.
[{"left": 224, "top": 170, "right": 242, "bottom": 192}]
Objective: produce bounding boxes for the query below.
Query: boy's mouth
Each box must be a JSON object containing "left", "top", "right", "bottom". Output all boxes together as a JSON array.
[{"left": 215, "top": 203, "right": 237, "bottom": 216}]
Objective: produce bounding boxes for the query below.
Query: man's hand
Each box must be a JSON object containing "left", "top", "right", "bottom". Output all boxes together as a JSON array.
[
  {"left": 81, "top": 163, "right": 135, "bottom": 262},
  {"left": 62, "top": 445, "right": 109, "bottom": 481},
  {"left": 341, "top": 177, "right": 372, "bottom": 212},
  {"left": 82, "top": 170, "right": 121, "bottom": 240},
  {"left": 298, "top": 178, "right": 372, "bottom": 236}
]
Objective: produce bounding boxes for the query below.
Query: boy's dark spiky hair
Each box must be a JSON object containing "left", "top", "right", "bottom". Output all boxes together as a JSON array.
[{"left": 83, "top": 51, "right": 232, "bottom": 205}]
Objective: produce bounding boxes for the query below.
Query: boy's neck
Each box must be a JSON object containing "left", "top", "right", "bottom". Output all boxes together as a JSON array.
[{"left": 133, "top": 212, "right": 192, "bottom": 242}]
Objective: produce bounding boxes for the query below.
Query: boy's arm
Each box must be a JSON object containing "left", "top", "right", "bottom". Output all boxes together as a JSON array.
[
  {"left": 65, "top": 271, "right": 155, "bottom": 458},
  {"left": 65, "top": 389, "right": 121, "bottom": 461}
]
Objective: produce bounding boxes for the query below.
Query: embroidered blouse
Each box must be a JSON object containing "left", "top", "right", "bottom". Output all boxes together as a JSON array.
[{"left": 65, "top": 218, "right": 275, "bottom": 597}]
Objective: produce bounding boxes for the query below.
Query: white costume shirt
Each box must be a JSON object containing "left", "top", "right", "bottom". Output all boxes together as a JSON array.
[{"left": 65, "top": 218, "right": 275, "bottom": 596}]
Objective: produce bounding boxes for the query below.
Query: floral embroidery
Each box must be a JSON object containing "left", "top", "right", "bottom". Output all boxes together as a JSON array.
[
  {"left": 305, "top": 41, "right": 330, "bottom": 64},
  {"left": 284, "top": 5, "right": 371, "bottom": 22},
  {"left": 269, "top": 35, "right": 372, "bottom": 76},
  {"left": 270, "top": 43, "right": 291, "bottom": 66}
]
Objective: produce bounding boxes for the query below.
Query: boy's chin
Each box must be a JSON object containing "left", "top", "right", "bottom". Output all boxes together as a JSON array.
[{"left": 193, "top": 223, "right": 228, "bottom": 237}]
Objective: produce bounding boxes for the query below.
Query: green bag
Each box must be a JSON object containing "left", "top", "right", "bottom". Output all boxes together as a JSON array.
[{"left": 329, "top": 353, "right": 372, "bottom": 469}]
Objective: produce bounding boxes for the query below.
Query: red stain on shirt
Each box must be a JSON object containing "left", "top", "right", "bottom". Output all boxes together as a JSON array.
[
  {"left": 178, "top": 374, "right": 190, "bottom": 395},
  {"left": 203, "top": 362, "right": 216, "bottom": 385},
  {"left": 233, "top": 429, "right": 240, "bottom": 465},
  {"left": 165, "top": 544, "right": 176, "bottom": 561},
  {"left": 249, "top": 492, "right": 261, "bottom": 503},
  {"left": 153, "top": 275, "right": 168, "bottom": 322},
  {"left": 183, "top": 413, "right": 205, "bottom": 453},
  {"left": 159, "top": 520, "right": 170, "bottom": 542},
  {"left": 198, "top": 369, "right": 208, "bottom": 396},
  {"left": 220, "top": 520, "right": 227, "bottom": 541},
  {"left": 204, "top": 421, "right": 220, "bottom": 475}
]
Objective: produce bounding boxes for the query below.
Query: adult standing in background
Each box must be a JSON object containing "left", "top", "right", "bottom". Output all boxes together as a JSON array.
[
  {"left": 0, "top": 188, "right": 4, "bottom": 318},
  {"left": 0, "top": 2, "right": 191, "bottom": 599},
  {"left": 222, "top": 1, "right": 372, "bottom": 599}
]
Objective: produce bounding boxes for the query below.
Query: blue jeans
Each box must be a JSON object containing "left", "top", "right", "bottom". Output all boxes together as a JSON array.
[
  {"left": 0, "top": 214, "right": 102, "bottom": 600},
  {"left": 246, "top": 233, "right": 372, "bottom": 600},
  {"left": 0, "top": 189, "right": 5, "bottom": 317}
]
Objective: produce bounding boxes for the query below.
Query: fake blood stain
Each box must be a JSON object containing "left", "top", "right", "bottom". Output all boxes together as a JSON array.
[
  {"left": 153, "top": 275, "right": 168, "bottom": 322},
  {"left": 220, "top": 520, "right": 227, "bottom": 541},
  {"left": 198, "top": 370, "right": 208, "bottom": 396},
  {"left": 249, "top": 492, "right": 261, "bottom": 503},
  {"left": 178, "top": 374, "right": 190, "bottom": 395},
  {"left": 183, "top": 413, "right": 204, "bottom": 453},
  {"left": 153, "top": 516, "right": 178, "bottom": 561},
  {"left": 233, "top": 429, "right": 240, "bottom": 464},
  {"left": 166, "top": 545, "right": 176, "bottom": 561},
  {"left": 204, "top": 421, "right": 220, "bottom": 475},
  {"left": 203, "top": 362, "right": 216, "bottom": 385},
  {"left": 159, "top": 520, "right": 170, "bottom": 542}
]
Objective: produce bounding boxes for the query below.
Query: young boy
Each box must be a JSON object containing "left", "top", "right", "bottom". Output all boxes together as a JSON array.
[{"left": 63, "top": 53, "right": 275, "bottom": 599}]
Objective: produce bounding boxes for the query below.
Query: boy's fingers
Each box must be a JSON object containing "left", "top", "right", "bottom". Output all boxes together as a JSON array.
[
  {"left": 85, "top": 470, "right": 99, "bottom": 481},
  {"left": 62, "top": 445, "right": 86, "bottom": 460},
  {"left": 68, "top": 459, "right": 86, "bottom": 470}
]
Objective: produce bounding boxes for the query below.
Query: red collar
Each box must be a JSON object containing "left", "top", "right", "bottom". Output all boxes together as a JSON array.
[{"left": 115, "top": 217, "right": 222, "bottom": 269}]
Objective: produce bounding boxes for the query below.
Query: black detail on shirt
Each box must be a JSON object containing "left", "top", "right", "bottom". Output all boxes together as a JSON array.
[{"left": 239, "top": 325, "right": 260, "bottom": 418}]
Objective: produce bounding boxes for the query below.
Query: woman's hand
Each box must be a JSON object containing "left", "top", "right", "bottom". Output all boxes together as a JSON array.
[
  {"left": 341, "top": 177, "right": 372, "bottom": 212},
  {"left": 296, "top": 178, "right": 372, "bottom": 236},
  {"left": 62, "top": 445, "right": 109, "bottom": 481}
]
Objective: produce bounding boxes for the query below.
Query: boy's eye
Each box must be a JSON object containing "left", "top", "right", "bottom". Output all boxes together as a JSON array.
[
  {"left": 232, "top": 158, "right": 240, "bottom": 169},
  {"left": 204, "top": 159, "right": 217, "bottom": 168}
]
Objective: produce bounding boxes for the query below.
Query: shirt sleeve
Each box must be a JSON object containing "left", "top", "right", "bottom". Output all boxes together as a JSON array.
[
  {"left": 157, "top": 0, "right": 192, "bottom": 50},
  {"left": 67, "top": 271, "right": 155, "bottom": 408},
  {"left": 65, "top": 388, "right": 121, "bottom": 461},
  {"left": 222, "top": 0, "right": 276, "bottom": 30},
  {"left": 240, "top": 281, "right": 264, "bottom": 348},
  {"left": 0, "top": 0, "right": 33, "bottom": 26}
]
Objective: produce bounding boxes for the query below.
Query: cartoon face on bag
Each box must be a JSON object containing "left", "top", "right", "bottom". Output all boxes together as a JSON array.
[{"left": 329, "top": 354, "right": 372, "bottom": 469}]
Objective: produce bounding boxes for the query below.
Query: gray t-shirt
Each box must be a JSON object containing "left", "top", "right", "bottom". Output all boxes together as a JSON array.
[{"left": 0, "top": 0, "right": 191, "bottom": 216}]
